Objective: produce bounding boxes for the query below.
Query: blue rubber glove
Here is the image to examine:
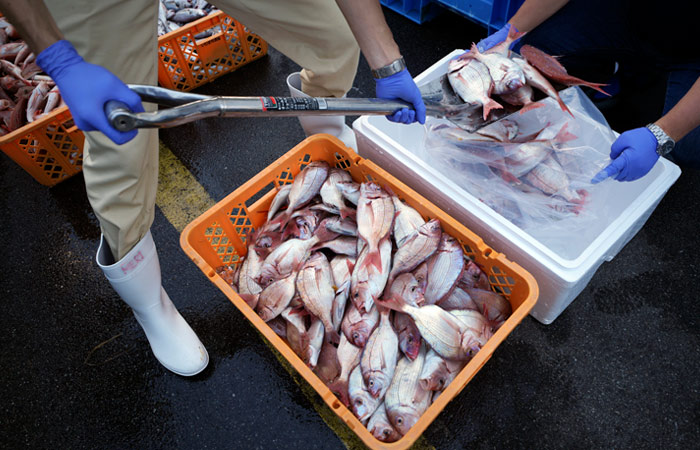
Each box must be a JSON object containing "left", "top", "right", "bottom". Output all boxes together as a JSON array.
[
  {"left": 36, "top": 40, "right": 144, "bottom": 145},
  {"left": 476, "top": 23, "right": 519, "bottom": 53},
  {"left": 590, "top": 127, "right": 659, "bottom": 183},
  {"left": 375, "top": 68, "right": 426, "bottom": 125}
]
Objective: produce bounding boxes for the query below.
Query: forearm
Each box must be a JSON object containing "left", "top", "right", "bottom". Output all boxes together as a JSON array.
[
  {"left": 508, "top": 0, "right": 570, "bottom": 32},
  {"left": 334, "top": 0, "right": 401, "bottom": 71},
  {"left": 0, "top": 0, "right": 64, "bottom": 53},
  {"left": 656, "top": 76, "right": 700, "bottom": 142}
]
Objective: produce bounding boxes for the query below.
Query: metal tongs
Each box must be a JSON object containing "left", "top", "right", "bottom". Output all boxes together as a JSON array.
[{"left": 106, "top": 77, "right": 510, "bottom": 133}]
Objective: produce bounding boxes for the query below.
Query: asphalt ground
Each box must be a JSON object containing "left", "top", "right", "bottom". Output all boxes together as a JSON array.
[{"left": 1, "top": 7, "right": 699, "bottom": 450}]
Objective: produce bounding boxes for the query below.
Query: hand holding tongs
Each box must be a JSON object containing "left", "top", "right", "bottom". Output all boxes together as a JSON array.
[{"left": 106, "top": 80, "right": 500, "bottom": 133}]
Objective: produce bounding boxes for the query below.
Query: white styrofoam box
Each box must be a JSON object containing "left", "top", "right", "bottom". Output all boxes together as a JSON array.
[{"left": 352, "top": 50, "right": 682, "bottom": 324}]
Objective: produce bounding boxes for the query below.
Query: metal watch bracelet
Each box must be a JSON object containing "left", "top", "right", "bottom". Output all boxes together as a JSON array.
[
  {"left": 371, "top": 57, "right": 406, "bottom": 79},
  {"left": 645, "top": 123, "right": 675, "bottom": 156}
]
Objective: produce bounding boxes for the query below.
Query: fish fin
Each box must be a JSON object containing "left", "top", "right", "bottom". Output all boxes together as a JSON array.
[
  {"left": 340, "top": 206, "right": 356, "bottom": 220},
  {"left": 315, "top": 218, "right": 341, "bottom": 242},
  {"left": 238, "top": 293, "right": 259, "bottom": 310},
  {"left": 327, "top": 379, "right": 350, "bottom": 407},
  {"left": 482, "top": 97, "right": 504, "bottom": 121},
  {"left": 375, "top": 295, "right": 407, "bottom": 313},
  {"left": 517, "top": 102, "right": 545, "bottom": 115}
]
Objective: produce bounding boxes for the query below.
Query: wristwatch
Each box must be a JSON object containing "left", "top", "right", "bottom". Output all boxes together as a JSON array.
[
  {"left": 371, "top": 57, "right": 406, "bottom": 79},
  {"left": 645, "top": 123, "right": 675, "bottom": 156}
]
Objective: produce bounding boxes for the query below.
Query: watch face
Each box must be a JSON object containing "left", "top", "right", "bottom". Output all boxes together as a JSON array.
[{"left": 662, "top": 140, "right": 674, "bottom": 154}]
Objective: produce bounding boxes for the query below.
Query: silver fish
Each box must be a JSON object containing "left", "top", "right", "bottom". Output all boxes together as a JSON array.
[
  {"left": 320, "top": 168, "right": 355, "bottom": 219},
  {"left": 360, "top": 310, "right": 399, "bottom": 399},
  {"left": 322, "top": 216, "right": 358, "bottom": 237},
  {"left": 393, "top": 311, "right": 422, "bottom": 361},
  {"left": 437, "top": 286, "right": 477, "bottom": 311},
  {"left": 267, "top": 184, "right": 291, "bottom": 222},
  {"left": 524, "top": 155, "right": 583, "bottom": 203},
  {"left": 448, "top": 309, "right": 493, "bottom": 351},
  {"left": 296, "top": 252, "right": 340, "bottom": 344},
  {"left": 356, "top": 182, "right": 395, "bottom": 272},
  {"left": 349, "top": 364, "right": 381, "bottom": 422},
  {"left": 327, "top": 333, "right": 362, "bottom": 406},
  {"left": 350, "top": 238, "right": 391, "bottom": 313},
  {"left": 468, "top": 43, "right": 525, "bottom": 95},
  {"left": 330, "top": 255, "right": 355, "bottom": 331},
  {"left": 237, "top": 245, "right": 264, "bottom": 307},
  {"left": 391, "top": 196, "right": 425, "bottom": 248},
  {"left": 385, "top": 343, "right": 430, "bottom": 436},
  {"left": 388, "top": 219, "right": 442, "bottom": 284},
  {"left": 463, "top": 287, "right": 512, "bottom": 330},
  {"left": 448, "top": 56, "right": 502, "bottom": 120},
  {"left": 256, "top": 273, "right": 296, "bottom": 321},
  {"left": 256, "top": 236, "right": 321, "bottom": 287},
  {"left": 423, "top": 233, "right": 464, "bottom": 305},
  {"left": 419, "top": 348, "right": 465, "bottom": 391},
  {"left": 341, "top": 302, "right": 380, "bottom": 348},
  {"left": 272, "top": 161, "right": 329, "bottom": 227},
  {"left": 336, "top": 180, "right": 360, "bottom": 205},
  {"left": 367, "top": 402, "right": 401, "bottom": 443},
  {"left": 313, "top": 236, "right": 358, "bottom": 257},
  {"left": 511, "top": 55, "right": 573, "bottom": 117},
  {"left": 305, "top": 318, "right": 325, "bottom": 368},
  {"left": 378, "top": 296, "right": 482, "bottom": 361},
  {"left": 314, "top": 339, "right": 341, "bottom": 384}
]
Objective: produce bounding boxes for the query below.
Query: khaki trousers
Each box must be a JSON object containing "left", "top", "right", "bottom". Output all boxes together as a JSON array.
[{"left": 45, "top": 0, "right": 360, "bottom": 259}]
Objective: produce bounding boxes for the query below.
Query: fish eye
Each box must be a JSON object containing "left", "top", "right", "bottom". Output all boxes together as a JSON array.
[
  {"left": 410, "top": 286, "right": 416, "bottom": 292},
  {"left": 368, "top": 380, "right": 374, "bottom": 387},
  {"left": 396, "top": 417, "right": 403, "bottom": 425},
  {"left": 382, "top": 430, "right": 390, "bottom": 437},
  {"left": 354, "top": 292, "right": 359, "bottom": 298},
  {"left": 356, "top": 399, "right": 363, "bottom": 405}
]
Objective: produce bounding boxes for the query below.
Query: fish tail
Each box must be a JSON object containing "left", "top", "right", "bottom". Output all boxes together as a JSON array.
[
  {"left": 482, "top": 97, "right": 503, "bottom": 121},
  {"left": 364, "top": 243, "right": 383, "bottom": 271},
  {"left": 578, "top": 80, "right": 611, "bottom": 96},
  {"left": 555, "top": 94, "right": 575, "bottom": 118},
  {"left": 327, "top": 378, "right": 350, "bottom": 407},
  {"left": 554, "top": 122, "right": 577, "bottom": 144}
]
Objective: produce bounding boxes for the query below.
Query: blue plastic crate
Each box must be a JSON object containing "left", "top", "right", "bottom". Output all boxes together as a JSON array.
[
  {"left": 380, "top": 0, "right": 442, "bottom": 24},
  {"left": 435, "top": 0, "right": 524, "bottom": 33}
]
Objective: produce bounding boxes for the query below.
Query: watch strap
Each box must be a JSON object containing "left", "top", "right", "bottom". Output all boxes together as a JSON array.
[
  {"left": 371, "top": 57, "right": 406, "bottom": 79},
  {"left": 645, "top": 123, "right": 675, "bottom": 156}
]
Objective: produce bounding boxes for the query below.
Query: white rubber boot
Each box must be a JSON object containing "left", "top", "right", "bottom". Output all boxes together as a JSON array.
[
  {"left": 97, "top": 231, "right": 209, "bottom": 376},
  {"left": 286, "top": 71, "right": 358, "bottom": 150}
]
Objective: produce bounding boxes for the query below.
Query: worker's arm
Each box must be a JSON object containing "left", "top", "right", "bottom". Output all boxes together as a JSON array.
[
  {"left": 0, "top": 0, "right": 64, "bottom": 52},
  {"left": 592, "top": 76, "right": 700, "bottom": 183},
  {"left": 335, "top": 0, "right": 426, "bottom": 124},
  {"left": 0, "top": 0, "right": 143, "bottom": 144},
  {"left": 473, "top": 0, "right": 569, "bottom": 52},
  {"left": 508, "top": 0, "right": 570, "bottom": 32}
]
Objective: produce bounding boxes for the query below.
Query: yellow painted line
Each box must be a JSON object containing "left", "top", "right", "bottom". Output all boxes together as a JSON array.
[
  {"left": 155, "top": 140, "right": 436, "bottom": 450},
  {"left": 156, "top": 141, "right": 217, "bottom": 233}
]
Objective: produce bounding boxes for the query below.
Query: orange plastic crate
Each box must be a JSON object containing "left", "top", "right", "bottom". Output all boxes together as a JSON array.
[
  {"left": 180, "top": 134, "right": 538, "bottom": 449},
  {"left": 157, "top": 10, "right": 268, "bottom": 92},
  {"left": 0, "top": 106, "right": 84, "bottom": 187}
]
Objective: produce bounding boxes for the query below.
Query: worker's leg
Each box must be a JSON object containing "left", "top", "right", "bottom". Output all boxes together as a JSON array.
[
  {"left": 213, "top": 0, "right": 361, "bottom": 148},
  {"left": 44, "top": 0, "right": 208, "bottom": 375},
  {"left": 664, "top": 68, "right": 700, "bottom": 169}
]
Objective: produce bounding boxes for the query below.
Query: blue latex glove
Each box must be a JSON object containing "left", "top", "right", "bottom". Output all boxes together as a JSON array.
[
  {"left": 591, "top": 127, "right": 659, "bottom": 183},
  {"left": 476, "top": 23, "right": 519, "bottom": 53},
  {"left": 375, "top": 68, "right": 426, "bottom": 125},
  {"left": 36, "top": 40, "right": 144, "bottom": 145}
]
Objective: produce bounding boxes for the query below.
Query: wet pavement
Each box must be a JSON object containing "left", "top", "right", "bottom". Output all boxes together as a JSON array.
[{"left": 1, "top": 8, "right": 699, "bottom": 450}]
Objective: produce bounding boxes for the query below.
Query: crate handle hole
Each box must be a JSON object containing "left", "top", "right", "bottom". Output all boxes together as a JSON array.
[
  {"left": 484, "top": 248, "right": 492, "bottom": 257},
  {"left": 332, "top": 400, "right": 340, "bottom": 409},
  {"left": 208, "top": 271, "right": 215, "bottom": 277}
]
